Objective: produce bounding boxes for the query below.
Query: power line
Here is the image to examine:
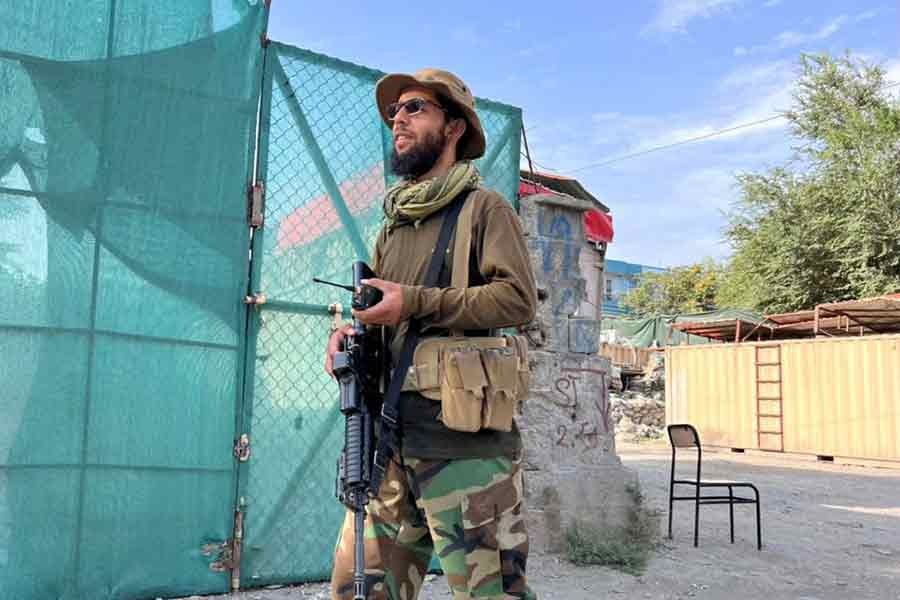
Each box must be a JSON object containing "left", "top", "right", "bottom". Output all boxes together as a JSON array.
[
  {"left": 540, "top": 80, "right": 900, "bottom": 176},
  {"left": 520, "top": 150, "right": 559, "bottom": 174},
  {"left": 566, "top": 114, "right": 785, "bottom": 174}
]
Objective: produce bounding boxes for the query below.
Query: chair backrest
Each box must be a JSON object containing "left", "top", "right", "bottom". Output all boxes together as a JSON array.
[{"left": 668, "top": 423, "right": 701, "bottom": 449}]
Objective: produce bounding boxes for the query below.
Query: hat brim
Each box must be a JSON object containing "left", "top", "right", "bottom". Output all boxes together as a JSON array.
[{"left": 375, "top": 73, "right": 486, "bottom": 160}]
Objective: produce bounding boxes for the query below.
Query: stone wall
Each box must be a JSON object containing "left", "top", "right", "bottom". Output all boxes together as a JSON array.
[{"left": 517, "top": 193, "right": 636, "bottom": 553}]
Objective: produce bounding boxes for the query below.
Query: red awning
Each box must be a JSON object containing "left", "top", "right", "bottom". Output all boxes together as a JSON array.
[
  {"left": 519, "top": 179, "right": 555, "bottom": 197},
  {"left": 584, "top": 208, "right": 614, "bottom": 244}
]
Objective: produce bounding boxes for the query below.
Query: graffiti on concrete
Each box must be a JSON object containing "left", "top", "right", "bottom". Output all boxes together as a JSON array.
[
  {"left": 553, "top": 367, "right": 611, "bottom": 437},
  {"left": 554, "top": 287, "right": 575, "bottom": 317},
  {"left": 555, "top": 421, "right": 600, "bottom": 450},
  {"left": 569, "top": 318, "right": 599, "bottom": 354},
  {"left": 553, "top": 373, "right": 579, "bottom": 420},
  {"left": 536, "top": 208, "right": 579, "bottom": 282}
]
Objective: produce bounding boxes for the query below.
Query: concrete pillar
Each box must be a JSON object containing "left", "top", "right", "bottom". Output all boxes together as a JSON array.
[{"left": 518, "top": 193, "right": 635, "bottom": 553}]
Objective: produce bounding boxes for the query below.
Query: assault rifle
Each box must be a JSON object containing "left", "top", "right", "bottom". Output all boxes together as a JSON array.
[
  {"left": 313, "top": 191, "right": 467, "bottom": 598},
  {"left": 314, "top": 262, "right": 384, "bottom": 600}
]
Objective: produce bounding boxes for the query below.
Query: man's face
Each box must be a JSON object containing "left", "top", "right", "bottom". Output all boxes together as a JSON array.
[{"left": 389, "top": 86, "right": 449, "bottom": 178}]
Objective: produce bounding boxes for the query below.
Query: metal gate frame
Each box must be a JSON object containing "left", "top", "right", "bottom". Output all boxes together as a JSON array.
[{"left": 227, "top": 39, "right": 524, "bottom": 591}]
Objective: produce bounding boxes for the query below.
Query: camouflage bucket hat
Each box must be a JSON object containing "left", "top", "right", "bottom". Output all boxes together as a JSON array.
[{"left": 375, "top": 68, "right": 487, "bottom": 160}]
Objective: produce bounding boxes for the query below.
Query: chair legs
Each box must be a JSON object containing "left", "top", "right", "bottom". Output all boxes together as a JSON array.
[
  {"left": 693, "top": 485, "right": 700, "bottom": 547},
  {"left": 670, "top": 484, "right": 762, "bottom": 550},
  {"left": 728, "top": 486, "right": 735, "bottom": 544},
  {"left": 667, "top": 502, "right": 673, "bottom": 539},
  {"left": 752, "top": 485, "right": 762, "bottom": 551},
  {"left": 667, "top": 478, "right": 675, "bottom": 540}
]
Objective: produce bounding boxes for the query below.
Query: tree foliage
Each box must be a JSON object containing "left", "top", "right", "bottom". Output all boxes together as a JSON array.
[
  {"left": 720, "top": 53, "right": 900, "bottom": 313},
  {"left": 623, "top": 261, "right": 721, "bottom": 317}
]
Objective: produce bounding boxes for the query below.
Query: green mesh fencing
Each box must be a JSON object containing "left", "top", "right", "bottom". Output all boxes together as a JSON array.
[
  {"left": 0, "top": 2, "right": 268, "bottom": 599},
  {"left": 238, "top": 43, "right": 523, "bottom": 584},
  {"left": 1, "top": 3, "right": 523, "bottom": 596}
]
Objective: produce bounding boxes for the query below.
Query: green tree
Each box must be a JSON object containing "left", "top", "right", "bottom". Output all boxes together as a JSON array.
[
  {"left": 622, "top": 260, "right": 721, "bottom": 316},
  {"left": 719, "top": 53, "right": 900, "bottom": 313}
]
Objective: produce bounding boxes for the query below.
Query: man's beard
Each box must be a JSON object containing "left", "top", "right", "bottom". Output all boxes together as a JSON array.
[{"left": 390, "top": 128, "right": 446, "bottom": 179}]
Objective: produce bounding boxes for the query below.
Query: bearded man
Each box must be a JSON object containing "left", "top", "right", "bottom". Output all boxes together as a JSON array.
[{"left": 325, "top": 68, "right": 538, "bottom": 600}]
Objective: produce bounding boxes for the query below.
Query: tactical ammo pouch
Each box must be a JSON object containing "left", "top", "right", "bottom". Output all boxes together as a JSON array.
[
  {"left": 401, "top": 334, "right": 530, "bottom": 432},
  {"left": 396, "top": 188, "right": 533, "bottom": 432}
]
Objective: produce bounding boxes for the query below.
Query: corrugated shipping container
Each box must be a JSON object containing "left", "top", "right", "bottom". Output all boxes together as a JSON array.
[{"left": 666, "top": 334, "right": 900, "bottom": 462}]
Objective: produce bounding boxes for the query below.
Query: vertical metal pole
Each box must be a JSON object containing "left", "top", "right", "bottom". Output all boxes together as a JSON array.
[
  {"left": 230, "top": 508, "right": 244, "bottom": 592},
  {"left": 232, "top": 11, "right": 275, "bottom": 593},
  {"left": 521, "top": 123, "right": 535, "bottom": 177},
  {"left": 71, "top": 1, "right": 117, "bottom": 590}
]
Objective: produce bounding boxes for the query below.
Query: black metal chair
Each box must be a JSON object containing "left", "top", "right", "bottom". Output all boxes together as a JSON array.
[{"left": 667, "top": 424, "right": 762, "bottom": 550}]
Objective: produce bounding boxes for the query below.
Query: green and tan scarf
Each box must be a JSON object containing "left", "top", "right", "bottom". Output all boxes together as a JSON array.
[{"left": 383, "top": 161, "right": 481, "bottom": 228}]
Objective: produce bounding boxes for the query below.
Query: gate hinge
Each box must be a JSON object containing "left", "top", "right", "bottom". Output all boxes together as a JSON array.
[
  {"left": 248, "top": 182, "right": 265, "bottom": 228},
  {"left": 204, "top": 540, "right": 234, "bottom": 572},
  {"left": 233, "top": 433, "right": 251, "bottom": 462},
  {"left": 244, "top": 292, "right": 267, "bottom": 307}
]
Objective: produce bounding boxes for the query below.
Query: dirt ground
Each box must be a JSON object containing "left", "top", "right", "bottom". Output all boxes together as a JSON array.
[{"left": 189, "top": 441, "right": 900, "bottom": 600}]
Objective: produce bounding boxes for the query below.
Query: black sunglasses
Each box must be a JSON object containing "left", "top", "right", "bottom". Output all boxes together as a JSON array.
[{"left": 386, "top": 97, "right": 447, "bottom": 121}]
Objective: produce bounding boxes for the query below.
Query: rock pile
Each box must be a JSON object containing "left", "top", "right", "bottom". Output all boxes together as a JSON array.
[{"left": 610, "top": 391, "right": 666, "bottom": 440}]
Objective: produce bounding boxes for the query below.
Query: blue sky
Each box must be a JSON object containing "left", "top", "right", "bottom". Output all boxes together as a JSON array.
[{"left": 267, "top": 1, "right": 900, "bottom": 268}]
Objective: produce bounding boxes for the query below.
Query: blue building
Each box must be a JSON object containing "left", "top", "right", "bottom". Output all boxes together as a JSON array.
[{"left": 603, "top": 259, "right": 666, "bottom": 317}]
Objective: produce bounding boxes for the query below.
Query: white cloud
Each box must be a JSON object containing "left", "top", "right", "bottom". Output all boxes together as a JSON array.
[
  {"left": 633, "top": 91, "right": 791, "bottom": 150},
  {"left": 739, "top": 10, "right": 876, "bottom": 56},
  {"left": 451, "top": 26, "right": 483, "bottom": 46},
  {"left": 669, "top": 167, "right": 739, "bottom": 213},
  {"left": 775, "top": 15, "right": 847, "bottom": 49},
  {"left": 603, "top": 168, "right": 738, "bottom": 265},
  {"left": 501, "top": 18, "right": 522, "bottom": 34},
  {"left": 528, "top": 60, "right": 799, "bottom": 178},
  {"left": 885, "top": 58, "right": 900, "bottom": 100},
  {"left": 643, "top": 0, "right": 741, "bottom": 35},
  {"left": 763, "top": 0, "right": 782, "bottom": 6},
  {"left": 719, "top": 59, "right": 792, "bottom": 89},
  {"left": 517, "top": 42, "right": 553, "bottom": 58},
  {"left": 886, "top": 58, "right": 900, "bottom": 84},
  {"left": 581, "top": 60, "right": 795, "bottom": 163},
  {"left": 526, "top": 62, "right": 805, "bottom": 266}
]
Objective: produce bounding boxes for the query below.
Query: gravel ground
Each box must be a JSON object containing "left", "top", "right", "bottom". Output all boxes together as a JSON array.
[{"left": 183, "top": 441, "right": 900, "bottom": 600}]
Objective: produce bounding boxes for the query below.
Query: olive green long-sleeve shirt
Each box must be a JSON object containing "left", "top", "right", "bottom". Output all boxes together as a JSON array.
[
  {"left": 372, "top": 186, "right": 537, "bottom": 459},
  {"left": 373, "top": 187, "right": 537, "bottom": 338}
]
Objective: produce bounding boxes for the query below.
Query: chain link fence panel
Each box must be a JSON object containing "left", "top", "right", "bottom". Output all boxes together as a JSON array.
[
  {"left": 239, "top": 42, "right": 523, "bottom": 585},
  {"left": 0, "top": 2, "right": 268, "bottom": 599}
]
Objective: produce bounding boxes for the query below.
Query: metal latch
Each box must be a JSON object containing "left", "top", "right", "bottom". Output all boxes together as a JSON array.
[
  {"left": 248, "top": 182, "right": 265, "bottom": 228},
  {"left": 244, "top": 293, "right": 267, "bottom": 307},
  {"left": 204, "top": 507, "right": 245, "bottom": 591},
  {"left": 328, "top": 302, "right": 345, "bottom": 333},
  {"left": 233, "top": 434, "right": 251, "bottom": 462}
]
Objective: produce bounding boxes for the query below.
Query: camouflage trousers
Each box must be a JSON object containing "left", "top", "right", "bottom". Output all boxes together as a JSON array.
[{"left": 331, "top": 455, "right": 536, "bottom": 600}]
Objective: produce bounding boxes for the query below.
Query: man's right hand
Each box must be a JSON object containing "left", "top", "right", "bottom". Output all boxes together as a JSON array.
[{"left": 324, "top": 324, "right": 355, "bottom": 378}]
